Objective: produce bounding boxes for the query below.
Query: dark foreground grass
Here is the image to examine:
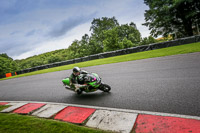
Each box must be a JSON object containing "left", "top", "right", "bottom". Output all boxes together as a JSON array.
[
  {"left": 2, "top": 42, "right": 200, "bottom": 80},
  {"left": 0, "top": 106, "right": 109, "bottom": 133},
  {"left": 0, "top": 106, "right": 10, "bottom": 111}
]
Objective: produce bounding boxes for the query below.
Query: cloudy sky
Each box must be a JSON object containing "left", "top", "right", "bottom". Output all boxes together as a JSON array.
[{"left": 0, "top": 0, "right": 150, "bottom": 60}]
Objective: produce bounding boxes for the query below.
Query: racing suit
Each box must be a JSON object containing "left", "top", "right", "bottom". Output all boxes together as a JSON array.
[{"left": 69, "top": 70, "right": 88, "bottom": 90}]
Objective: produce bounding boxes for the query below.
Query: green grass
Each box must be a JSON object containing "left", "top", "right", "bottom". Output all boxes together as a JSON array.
[
  {"left": 0, "top": 105, "right": 11, "bottom": 111},
  {"left": 0, "top": 106, "right": 109, "bottom": 133},
  {"left": 1, "top": 42, "right": 200, "bottom": 80}
]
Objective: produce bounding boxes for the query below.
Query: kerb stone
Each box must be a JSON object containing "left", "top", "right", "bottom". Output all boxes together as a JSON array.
[
  {"left": 1, "top": 102, "right": 27, "bottom": 113},
  {"left": 32, "top": 104, "right": 67, "bottom": 118},
  {"left": 86, "top": 110, "right": 137, "bottom": 133}
]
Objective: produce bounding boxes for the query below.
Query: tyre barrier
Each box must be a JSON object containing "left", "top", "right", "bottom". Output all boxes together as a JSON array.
[
  {"left": 196, "top": 35, "right": 200, "bottom": 42},
  {"left": 89, "top": 54, "right": 100, "bottom": 60},
  {"left": 74, "top": 58, "right": 82, "bottom": 63},
  {"left": 0, "top": 72, "right": 17, "bottom": 79},
  {"left": 0, "top": 74, "right": 6, "bottom": 79},
  {"left": 115, "top": 49, "right": 127, "bottom": 56},
  {"left": 99, "top": 52, "right": 113, "bottom": 58},
  {"left": 82, "top": 56, "right": 90, "bottom": 62},
  {"left": 1, "top": 35, "right": 200, "bottom": 79},
  {"left": 126, "top": 46, "right": 140, "bottom": 53}
]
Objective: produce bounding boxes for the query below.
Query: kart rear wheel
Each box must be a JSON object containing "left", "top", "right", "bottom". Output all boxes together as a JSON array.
[{"left": 100, "top": 84, "right": 111, "bottom": 92}]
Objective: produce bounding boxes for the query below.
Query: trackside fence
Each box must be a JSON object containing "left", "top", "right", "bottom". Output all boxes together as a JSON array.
[{"left": 1, "top": 35, "right": 200, "bottom": 79}]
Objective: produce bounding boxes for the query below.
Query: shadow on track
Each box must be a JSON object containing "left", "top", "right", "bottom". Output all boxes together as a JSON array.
[{"left": 63, "top": 92, "right": 112, "bottom": 105}]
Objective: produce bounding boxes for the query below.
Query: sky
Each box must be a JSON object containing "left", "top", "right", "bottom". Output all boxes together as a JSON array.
[{"left": 0, "top": 0, "right": 150, "bottom": 60}]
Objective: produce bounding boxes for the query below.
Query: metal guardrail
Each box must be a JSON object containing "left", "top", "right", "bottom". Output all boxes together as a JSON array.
[{"left": 1, "top": 35, "right": 200, "bottom": 78}]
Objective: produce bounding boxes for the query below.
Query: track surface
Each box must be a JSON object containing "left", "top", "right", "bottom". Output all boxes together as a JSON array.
[{"left": 0, "top": 52, "right": 200, "bottom": 116}]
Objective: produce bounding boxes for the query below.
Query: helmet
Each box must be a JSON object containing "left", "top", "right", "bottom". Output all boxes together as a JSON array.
[{"left": 73, "top": 67, "right": 81, "bottom": 73}]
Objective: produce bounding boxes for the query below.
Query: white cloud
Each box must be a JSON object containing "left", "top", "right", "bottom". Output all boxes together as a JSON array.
[
  {"left": 1, "top": 0, "right": 151, "bottom": 60},
  {"left": 13, "top": 22, "right": 92, "bottom": 59}
]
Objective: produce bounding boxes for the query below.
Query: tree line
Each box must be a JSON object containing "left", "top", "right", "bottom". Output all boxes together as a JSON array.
[
  {"left": 1, "top": 0, "right": 199, "bottom": 76},
  {"left": 14, "top": 17, "right": 158, "bottom": 72},
  {"left": 0, "top": 53, "right": 18, "bottom": 76},
  {"left": 143, "top": 0, "right": 200, "bottom": 38},
  {"left": 1, "top": 17, "right": 158, "bottom": 75}
]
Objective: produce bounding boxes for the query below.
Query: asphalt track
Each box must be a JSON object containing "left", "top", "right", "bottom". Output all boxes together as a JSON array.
[{"left": 0, "top": 52, "right": 200, "bottom": 116}]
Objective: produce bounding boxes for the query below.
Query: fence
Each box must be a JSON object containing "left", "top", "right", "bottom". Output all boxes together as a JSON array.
[{"left": 1, "top": 35, "right": 200, "bottom": 79}]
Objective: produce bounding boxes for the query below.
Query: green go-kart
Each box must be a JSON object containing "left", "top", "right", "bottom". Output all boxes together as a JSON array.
[{"left": 62, "top": 73, "right": 111, "bottom": 94}]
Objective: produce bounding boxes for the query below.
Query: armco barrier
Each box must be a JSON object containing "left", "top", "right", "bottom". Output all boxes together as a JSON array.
[
  {"left": 138, "top": 45, "right": 150, "bottom": 52},
  {"left": 89, "top": 54, "right": 100, "bottom": 60},
  {"left": 16, "top": 71, "right": 22, "bottom": 75},
  {"left": 60, "top": 61, "right": 69, "bottom": 66},
  {"left": 1, "top": 35, "right": 200, "bottom": 79},
  {"left": 99, "top": 51, "right": 117, "bottom": 58},
  {"left": 196, "top": 35, "right": 200, "bottom": 42},
  {"left": 23, "top": 69, "right": 30, "bottom": 73},
  {"left": 126, "top": 47, "right": 140, "bottom": 54},
  {"left": 46, "top": 64, "right": 53, "bottom": 68},
  {"left": 82, "top": 56, "right": 90, "bottom": 62},
  {"left": 66, "top": 59, "right": 74, "bottom": 65},
  {"left": 37, "top": 65, "right": 44, "bottom": 70},
  {"left": 30, "top": 67, "right": 37, "bottom": 72},
  {"left": 167, "top": 40, "right": 180, "bottom": 47},
  {"left": 180, "top": 36, "right": 196, "bottom": 45},
  {"left": 115, "top": 49, "right": 127, "bottom": 56},
  {"left": 0, "top": 74, "right": 6, "bottom": 79},
  {"left": 74, "top": 58, "right": 82, "bottom": 63},
  {"left": 52, "top": 63, "right": 58, "bottom": 67},
  {"left": 150, "top": 42, "right": 166, "bottom": 50}
]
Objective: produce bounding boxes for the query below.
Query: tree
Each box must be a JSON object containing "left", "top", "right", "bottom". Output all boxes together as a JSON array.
[
  {"left": 47, "top": 55, "right": 62, "bottom": 63},
  {"left": 118, "top": 23, "right": 141, "bottom": 45},
  {"left": 103, "top": 27, "right": 122, "bottom": 52},
  {"left": 90, "top": 17, "right": 120, "bottom": 53},
  {"left": 170, "top": 0, "right": 200, "bottom": 36},
  {"left": 30, "top": 60, "right": 43, "bottom": 67},
  {"left": 140, "top": 36, "right": 158, "bottom": 45},
  {"left": 90, "top": 17, "right": 119, "bottom": 35},
  {"left": 87, "top": 37, "right": 103, "bottom": 55},
  {"left": 14, "top": 17, "right": 143, "bottom": 70},
  {"left": 0, "top": 53, "right": 12, "bottom": 60},
  {"left": 143, "top": 0, "right": 200, "bottom": 38},
  {"left": 120, "top": 37, "right": 134, "bottom": 48},
  {"left": 0, "top": 53, "right": 18, "bottom": 75},
  {"left": 67, "top": 40, "right": 80, "bottom": 59},
  {"left": 103, "top": 22, "right": 141, "bottom": 52},
  {"left": 79, "top": 34, "right": 90, "bottom": 57}
]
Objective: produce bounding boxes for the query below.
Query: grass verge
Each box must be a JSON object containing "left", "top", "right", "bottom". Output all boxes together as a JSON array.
[
  {"left": 0, "top": 105, "right": 11, "bottom": 111},
  {"left": 1, "top": 42, "right": 200, "bottom": 80},
  {"left": 0, "top": 105, "right": 109, "bottom": 133}
]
